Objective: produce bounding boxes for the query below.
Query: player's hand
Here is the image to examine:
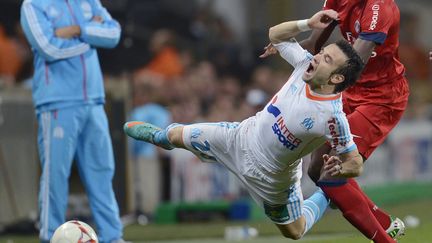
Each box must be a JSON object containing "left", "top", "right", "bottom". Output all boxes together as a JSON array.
[
  {"left": 323, "top": 153, "right": 364, "bottom": 178},
  {"left": 259, "top": 43, "right": 278, "bottom": 58},
  {"left": 308, "top": 10, "right": 339, "bottom": 29},
  {"left": 323, "top": 154, "right": 344, "bottom": 177},
  {"left": 55, "top": 26, "right": 81, "bottom": 39}
]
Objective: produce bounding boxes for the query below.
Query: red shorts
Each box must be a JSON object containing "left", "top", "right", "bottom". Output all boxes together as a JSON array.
[{"left": 342, "top": 76, "right": 409, "bottom": 159}]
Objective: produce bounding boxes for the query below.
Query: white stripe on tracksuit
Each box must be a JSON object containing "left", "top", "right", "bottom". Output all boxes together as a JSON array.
[
  {"left": 40, "top": 112, "right": 51, "bottom": 240},
  {"left": 22, "top": 0, "right": 89, "bottom": 60},
  {"left": 84, "top": 26, "right": 120, "bottom": 39}
]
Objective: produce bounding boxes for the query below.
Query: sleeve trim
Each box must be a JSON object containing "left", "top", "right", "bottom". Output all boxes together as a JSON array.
[
  {"left": 359, "top": 32, "right": 387, "bottom": 45},
  {"left": 22, "top": 1, "right": 89, "bottom": 59},
  {"left": 338, "top": 144, "right": 357, "bottom": 154}
]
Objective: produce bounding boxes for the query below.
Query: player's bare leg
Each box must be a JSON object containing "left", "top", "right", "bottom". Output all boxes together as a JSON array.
[
  {"left": 166, "top": 126, "right": 186, "bottom": 149},
  {"left": 276, "top": 216, "right": 306, "bottom": 240},
  {"left": 125, "top": 121, "right": 331, "bottom": 240}
]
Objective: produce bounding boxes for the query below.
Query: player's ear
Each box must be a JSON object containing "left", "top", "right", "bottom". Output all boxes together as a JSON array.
[{"left": 329, "top": 74, "right": 345, "bottom": 84}]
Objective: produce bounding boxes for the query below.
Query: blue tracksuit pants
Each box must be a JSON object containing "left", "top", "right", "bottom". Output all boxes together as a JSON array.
[{"left": 37, "top": 104, "right": 122, "bottom": 243}]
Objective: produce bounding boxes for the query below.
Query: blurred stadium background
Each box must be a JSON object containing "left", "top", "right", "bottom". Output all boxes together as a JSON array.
[{"left": 1, "top": 0, "right": 432, "bottom": 242}]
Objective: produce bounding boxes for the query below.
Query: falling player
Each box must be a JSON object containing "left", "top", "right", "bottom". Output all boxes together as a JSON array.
[
  {"left": 261, "top": 0, "right": 407, "bottom": 241},
  {"left": 124, "top": 10, "right": 368, "bottom": 240}
]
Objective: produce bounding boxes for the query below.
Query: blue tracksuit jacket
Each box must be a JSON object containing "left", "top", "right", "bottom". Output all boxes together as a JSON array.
[{"left": 21, "top": 0, "right": 121, "bottom": 111}]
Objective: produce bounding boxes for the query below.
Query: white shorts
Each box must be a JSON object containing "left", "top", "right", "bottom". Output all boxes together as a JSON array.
[{"left": 181, "top": 121, "right": 304, "bottom": 224}]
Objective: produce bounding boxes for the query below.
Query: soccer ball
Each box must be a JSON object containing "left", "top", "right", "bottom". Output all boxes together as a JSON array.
[{"left": 51, "top": 220, "right": 98, "bottom": 243}]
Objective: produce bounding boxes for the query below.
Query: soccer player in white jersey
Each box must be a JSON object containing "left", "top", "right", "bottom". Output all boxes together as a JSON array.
[{"left": 124, "top": 10, "right": 365, "bottom": 240}]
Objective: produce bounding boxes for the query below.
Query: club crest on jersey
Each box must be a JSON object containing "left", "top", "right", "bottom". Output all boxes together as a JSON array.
[
  {"left": 46, "top": 5, "right": 61, "bottom": 19},
  {"left": 81, "top": 1, "right": 93, "bottom": 20},
  {"left": 300, "top": 117, "right": 314, "bottom": 131},
  {"left": 53, "top": 126, "right": 64, "bottom": 139},
  {"left": 191, "top": 128, "right": 202, "bottom": 139},
  {"left": 354, "top": 20, "right": 361, "bottom": 33}
]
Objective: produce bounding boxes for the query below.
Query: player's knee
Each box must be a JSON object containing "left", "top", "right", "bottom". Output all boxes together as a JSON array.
[
  {"left": 281, "top": 229, "right": 303, "bottom": 240},
  {"left": 278, "top": 223, "right": 305, "bottom": 240}
]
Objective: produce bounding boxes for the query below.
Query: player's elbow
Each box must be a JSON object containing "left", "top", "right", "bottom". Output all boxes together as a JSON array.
[{"left": 268, "top": 27, "right": 282, "bottom": 44}]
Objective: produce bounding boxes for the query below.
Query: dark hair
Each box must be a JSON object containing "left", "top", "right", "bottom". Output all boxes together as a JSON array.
[{"left": 332, "top": 40, "right": 365, "bottom": 93}]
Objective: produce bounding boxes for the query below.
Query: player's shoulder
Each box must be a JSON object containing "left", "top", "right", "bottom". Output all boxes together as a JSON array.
[{"left": 327, "top": 98, "right": 344, "bottom": 113}]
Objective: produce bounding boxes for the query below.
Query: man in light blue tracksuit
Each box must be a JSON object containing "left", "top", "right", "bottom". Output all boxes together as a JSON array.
[{"left": 20, "top": 0, "right": 124, "bottom": 242}]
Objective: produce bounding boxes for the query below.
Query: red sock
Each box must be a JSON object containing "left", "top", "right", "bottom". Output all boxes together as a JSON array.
[
  {"left": 348, "top": 179, "right": 392, "bottom": 229},
  {"left": 318, "top": 181, "right": 395, "bottom": 243}
]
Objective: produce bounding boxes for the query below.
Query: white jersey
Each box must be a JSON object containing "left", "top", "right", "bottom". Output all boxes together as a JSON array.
[
  {"left": 241, "top": 39, "right": 356, "bottom": 183},
  {"left": 182, "top": 39, "right": 356, "bottom": 208}
]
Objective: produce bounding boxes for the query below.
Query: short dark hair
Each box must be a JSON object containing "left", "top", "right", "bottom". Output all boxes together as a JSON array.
[{"left": 332, "top": 40, "right": 364, "bottom": 93}]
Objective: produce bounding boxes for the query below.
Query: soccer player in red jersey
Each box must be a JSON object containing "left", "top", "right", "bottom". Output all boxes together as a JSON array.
[
  {"left": 260, "top": 0, "right": 408, "bottom": 242},
  {"left": 301, "top": 0, "right": 409, "bottom": 242}
]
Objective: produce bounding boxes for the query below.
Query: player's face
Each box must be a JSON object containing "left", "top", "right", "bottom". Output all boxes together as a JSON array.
[{"left": 302, "top": 44, "right": 348, "bottom": 85}]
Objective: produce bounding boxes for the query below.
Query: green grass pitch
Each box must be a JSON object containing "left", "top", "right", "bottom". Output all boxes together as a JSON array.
[{"left": 1, "top": 199, "right": 431, "bottom": 243}]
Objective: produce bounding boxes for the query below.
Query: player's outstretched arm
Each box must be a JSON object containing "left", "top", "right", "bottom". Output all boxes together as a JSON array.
[
  {"left": 269, "top": 10, "right": 338, "bottom": 44},
  {"left": 322, "top": 150, "right": 363, "bottom": 178},
  {"left": 260, "top": 10, "right": 338, "bottom": 58}
]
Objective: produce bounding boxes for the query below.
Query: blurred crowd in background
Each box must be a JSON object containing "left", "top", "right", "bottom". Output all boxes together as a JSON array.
[
  {"left": 1, "top": 0, "right": 431, "bottom": 221},
  {"left": 1, "top": 0, "right": 431, "bottom": 121},
  {"left": 1, "top": 1, "right": 431, "bottom": 120}
]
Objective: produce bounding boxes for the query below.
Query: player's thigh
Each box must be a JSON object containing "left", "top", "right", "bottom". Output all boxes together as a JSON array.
[{"left": 182, "top": 122, "right": 240, "bottom": 163}]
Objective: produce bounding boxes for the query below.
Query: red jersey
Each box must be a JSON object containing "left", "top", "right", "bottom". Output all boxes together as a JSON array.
[{"left": 324, "top": 0, "right": 405, "bottom": 86}]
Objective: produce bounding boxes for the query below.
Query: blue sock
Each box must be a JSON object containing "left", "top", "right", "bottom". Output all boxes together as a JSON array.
[
  {"left": 153, "top": 129, "right": 173, "bottom": 147},
  {"left": 153, "top": 123, "right": 183, "bottom": 148},
  {"left": 302, "top": 189, "right": 329, "bottom": 235}
]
